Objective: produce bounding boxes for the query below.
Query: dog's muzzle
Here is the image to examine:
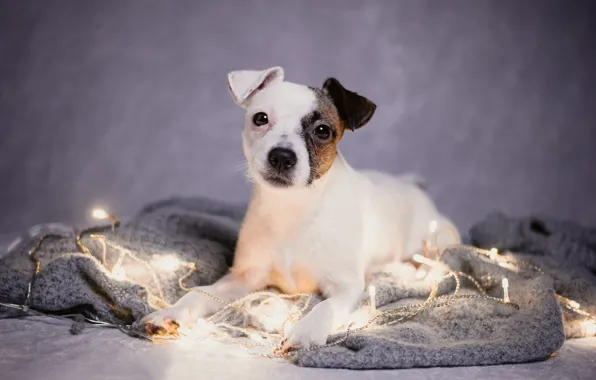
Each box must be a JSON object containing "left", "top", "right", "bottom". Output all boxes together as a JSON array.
[{"left": 264, "top": 147, "right": 297, "bottom": 187}]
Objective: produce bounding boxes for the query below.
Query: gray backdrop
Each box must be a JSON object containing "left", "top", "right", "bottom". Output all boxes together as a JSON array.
[{"left": 1, "top": 0, "right": 595, "bottom": 236}]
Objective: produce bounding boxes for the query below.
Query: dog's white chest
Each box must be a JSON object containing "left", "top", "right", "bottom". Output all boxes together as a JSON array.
[
  {"left": 253, "top": 200, "right": 321, "bottom": 294},
  {"left": 268, "top": 245, "right": 319, "bottom": 294}
]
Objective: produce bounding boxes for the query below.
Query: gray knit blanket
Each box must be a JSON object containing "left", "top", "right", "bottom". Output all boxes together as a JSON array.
[{"left": 1, "top": 199, "right": 595, "bottom": 370}]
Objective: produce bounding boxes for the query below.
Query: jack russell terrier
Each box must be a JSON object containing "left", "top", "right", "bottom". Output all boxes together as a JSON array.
[{"left": 143, "top": 66, "right": 460, "bottom": 351}]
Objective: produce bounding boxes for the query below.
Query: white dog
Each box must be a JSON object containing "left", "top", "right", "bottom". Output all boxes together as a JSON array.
[{"left": 143, "top": 66, "right": 459, "bottom": 351}]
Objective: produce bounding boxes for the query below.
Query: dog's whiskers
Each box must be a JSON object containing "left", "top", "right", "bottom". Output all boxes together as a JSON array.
[
  {"left": 233, "top": 160, "right": 248, "bottom": 173},
  {"left": 232, "top": 160, "right": 253, "bottom": 182}
]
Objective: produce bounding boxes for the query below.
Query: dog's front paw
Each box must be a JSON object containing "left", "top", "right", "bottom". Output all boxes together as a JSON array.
[
  {"left": 281, "top": 311, "right": 333, "bottom": 352},
  {"left": 142, "top": 306, "right": 196, "bottom": 337}
]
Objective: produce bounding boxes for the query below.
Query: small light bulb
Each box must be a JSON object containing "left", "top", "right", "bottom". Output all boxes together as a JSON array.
[
  {"left": 581, "top": 319, "right": 596, "bottom": 337},
  {"left": 489, "top": 248, "right": 498, "bottom": 260},
  {"left": 92, "top": 208, "right": 108, "bottom": 220},
  {"left": 568, "top": 300, "right": 581, "bottom": 310},
  {"left": 415, "top": 268, "right": 428, "bottom": 280},
  {"left": 368, "top": 285, "right": 377, "bottom": 312},
  {"left": 112, "top": 263, "right": 126, "bottom": 280},
  {"left": 498, "top": 262, "right": 517, "bottom": 271},
  {"left": 429, "top": 220, "right": 438, "bottom": 234},
  {"left": 502, "top": 278, "right": 510, "bottom": 303},
  {"left": 151, "top": 255, "right": 181, "bottom": 272}
]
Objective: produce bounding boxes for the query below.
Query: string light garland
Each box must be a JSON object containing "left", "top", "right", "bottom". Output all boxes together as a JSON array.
[
  {"left": 149, "top": 221, "right": 596, "bottom": 357},
  {"left": 0, "top": 208, "right": 147, "bottom": 337},
  {"left": 1, "top": 208, "right": 595, "bottom": 359}
]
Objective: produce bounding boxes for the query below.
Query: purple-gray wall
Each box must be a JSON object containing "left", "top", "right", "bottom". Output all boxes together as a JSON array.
[{"left": 1, "top": 0, "right": 595, "bottom": 235}]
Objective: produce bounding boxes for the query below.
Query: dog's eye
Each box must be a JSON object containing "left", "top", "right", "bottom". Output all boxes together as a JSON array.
[
  {"left": 252, "top": 112, "right": 269, "bottom": 126},
  {"left": 313, "top": 125, "right": 332, "bottom": 140}
]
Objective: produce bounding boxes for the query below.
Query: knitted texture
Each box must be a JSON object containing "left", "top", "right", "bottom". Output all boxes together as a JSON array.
[
  {"left": 0, "top": 197, "right": 244, "bottom": 325},
  {"left": 470, "top": 211, "right": 596, "bottom": 338},
  {"left": 470, "top": 211, "right": 596, "bottom": 273},
  {"left": 293, "top": 245, "right": 566, "bottom": 368},
  {"left": 1, "top": 200, "right": 594, "bottom": 369}
]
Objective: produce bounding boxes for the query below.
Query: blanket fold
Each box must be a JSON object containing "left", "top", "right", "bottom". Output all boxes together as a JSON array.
[
  {"left": 470, "top": 211, "right": 596, "bottom": 338},
  {"left": 0, "top": 197, "right": 244, "bottom": 324}
]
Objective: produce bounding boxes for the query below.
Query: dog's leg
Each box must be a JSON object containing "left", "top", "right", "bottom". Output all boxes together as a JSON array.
[
  {"left": 143, "top": 210, "right": 274, "bottom": 335},
  {"left": 142, "top": 268, "right": 264, "bottom": 334},
  {"left": 281, "top": 280, "right": 364, "bottom": 350}
]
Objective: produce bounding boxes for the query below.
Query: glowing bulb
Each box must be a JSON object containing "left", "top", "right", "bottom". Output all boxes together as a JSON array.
[
  {"left": 112, "top": 263, "right": 126, "bottom": 280},
  {"left": 498, "top": 262, "right": 517, "bottom": 271},
  {"left": 415, "top": 268, "right": 428, "bottom": 280},
  {"left": 568, "top": 300, "right": 581, "bottom": 310},
  {"left": 489, "top": 248, "right": 498, "bottom": 260},
  {"left": 502, "top": 278, "right": 510, "bottom": 303},
  {"left": 151, "top": 255, "right": 181, "bottom": 272},
  {"left": 92, "top": 208, "right": 108, "bottom": 220},
  {"left": 581, "top": 319, "right": 596, "bottom": 337},
  {"left": 429, "top": 220, "right": 438, "bottom": 234},
  {"left": 368, "top": 285, "right": 377, "bottom": 312},
  {"left": 413, "top": 254, "right": 439, "bottom": 267}
]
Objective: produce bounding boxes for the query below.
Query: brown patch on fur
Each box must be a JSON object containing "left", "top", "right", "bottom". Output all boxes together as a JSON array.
[
  {"left": 303, "top": 80, "right": 376, "bottom": 182},
  {"left": 302, "top": 88, "right": 345, "bottom": 183},
  {"left": 144, "top": 318, "right": 180, "bottom": 337},
  {"left": 268, "top": 265, "right": 319, "bottom": 294}
]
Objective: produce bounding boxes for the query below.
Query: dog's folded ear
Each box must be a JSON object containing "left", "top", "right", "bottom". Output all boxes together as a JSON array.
[
  {"left": 227, "top": 66, "right": 284, "bottom": 107},
  {"left": 322, "top": 78, "right": 377, "bottom": 131}
]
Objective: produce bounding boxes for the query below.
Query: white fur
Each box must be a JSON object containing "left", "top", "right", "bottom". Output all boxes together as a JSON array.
[
  {"left": 142, "top": 67, "right": 460, "bottom": 351},
  {"left": 241, "top": 80, "right": 316, "bottom": 188}
]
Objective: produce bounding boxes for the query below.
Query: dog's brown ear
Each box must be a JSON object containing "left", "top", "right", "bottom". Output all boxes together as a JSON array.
[
  {"left": 227, "top": 66, "right": 284, "bottom": 108},
  {"left": 322, "top": 78, "right": 376, "bottom": 131}
]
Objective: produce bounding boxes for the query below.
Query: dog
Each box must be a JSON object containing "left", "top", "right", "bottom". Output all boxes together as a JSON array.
[{"left": 142, "top": 66, "right": 460, "bottom": 351}]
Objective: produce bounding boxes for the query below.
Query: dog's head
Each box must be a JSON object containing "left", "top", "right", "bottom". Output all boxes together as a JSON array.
[{"left": 228, "top": 66, "right": 377, "bottom": 189}]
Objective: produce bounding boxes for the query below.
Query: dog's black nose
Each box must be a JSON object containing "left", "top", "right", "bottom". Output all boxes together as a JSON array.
[{"left": 268, "top": 148, "right": 297, "bottom": 172}]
